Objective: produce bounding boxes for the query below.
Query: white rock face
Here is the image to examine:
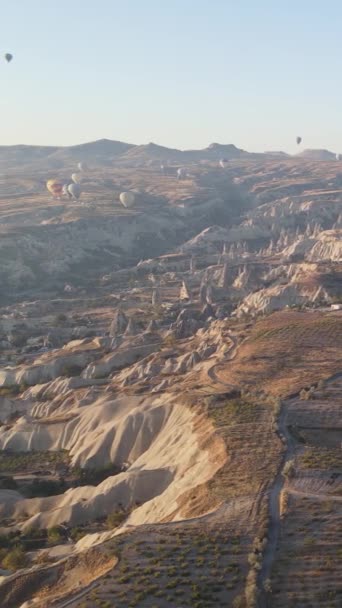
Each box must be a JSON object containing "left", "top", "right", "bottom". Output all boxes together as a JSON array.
[
  {"left": 0, "top": 351, "right": 94, "bottom": 388},
  {"left": 180, "top": 280, "right": 191, "bottom": 301},
  {"left": 0, "top": 394, "right": 224, "bottom": 530},
  {"left": 281, "top": 230, "right": 341, "bottom": 262},
  {"left": 82, "top": 343, "right": 159, "bottom": 379},
  {"left": 236, "top": 284, "right": 306, "bottom": 317},
  {"left": 306, "top": 230, "right": 342, "bottom": 262},
  {"left": 180, "top": 224, "right": 269, "bottom": 255}
]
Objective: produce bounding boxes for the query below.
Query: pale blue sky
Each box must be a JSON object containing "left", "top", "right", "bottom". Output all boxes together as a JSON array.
[{"left": 1, "top": 0, "right": 341, "bottom": 152}]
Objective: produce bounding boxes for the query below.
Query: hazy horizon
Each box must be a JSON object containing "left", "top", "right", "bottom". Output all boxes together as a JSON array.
[{"left": 2, "top": 0, "right": 342, "bottom": 154}]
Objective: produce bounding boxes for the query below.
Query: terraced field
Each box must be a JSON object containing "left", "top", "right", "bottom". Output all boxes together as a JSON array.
[
  {"left": 215, "top": 312, "right": 342, "bottom": 397},
  {"left": 269, "top": 494, "right": 341, "bottom": 607}
]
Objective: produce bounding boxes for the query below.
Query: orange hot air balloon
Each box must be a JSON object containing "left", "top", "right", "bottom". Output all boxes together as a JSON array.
[{"left": 46, "top": 179, "right": 63, "bottom": 198}]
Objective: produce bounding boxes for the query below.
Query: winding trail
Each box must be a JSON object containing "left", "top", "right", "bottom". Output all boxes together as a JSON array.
[
  {"left": 205, "top": 340, "right": 342, "bottom": 608},
  {"left": 52, "top": 581, "right": 99, "bottom": 608},
  {"left": 206, "top": 332, "right": 239, "bottom": 389},
  {"left": 257, "top": 372, "right": 342, "bottom": 607},
  {"left": 257, "top": 403, "right": 297, "bottom": 607}
]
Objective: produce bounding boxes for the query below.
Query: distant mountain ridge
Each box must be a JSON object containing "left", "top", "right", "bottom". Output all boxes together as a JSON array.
[
  {"left": 296, "top": 149, "right": 337, "bottom": 161},
  {"left": 0, "top": 138, "right": 340, "bottom": 169}
]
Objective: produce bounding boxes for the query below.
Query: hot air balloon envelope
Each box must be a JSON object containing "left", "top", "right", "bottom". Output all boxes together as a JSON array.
[
  {"left": 46, "top": 179, "right": 63, "bottom": 198},
  {"left": 220, "top": 159, "right": 229, "bottom": 168},
  {"left": 119, "top": 191, "right": 136, "bottom": 208},
  {"left": 177, "top": 168, "right": 187, "bottom": 179},
  {"left": 68, "top": 183, "right": 81, "bottom": 199},
  {"left": 78, "top": 162, "right": 88, "bottom": 172},
  {"left": 5, "top": 53, "right": 13, "bottom": 63},
  {"left": 71, "top": 173, "right": 81, "bottom": 184},
  {"left": 296, "top": 136, "right": 302, "bottom": 145}
]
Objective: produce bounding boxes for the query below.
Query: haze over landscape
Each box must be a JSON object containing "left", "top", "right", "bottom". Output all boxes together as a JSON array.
[{"left": 0, "top": 2, "right": 341, "bottom": 608}]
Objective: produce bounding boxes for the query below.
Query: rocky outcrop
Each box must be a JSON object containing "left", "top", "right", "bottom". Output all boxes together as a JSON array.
[
  {"left": 82, "top": 343, "right": 159, "bottom": 379},
  {"left": 179, "top": 280, "right": 191, "bottom": 301},
  {"left": 152, "top": 288, "right": 161, "bottom": 306},
  {"left": 236, "top": 284, "right": 310, "bottom": 317},
  {"left": 145, "top": 319, "right": 159, "bottom": 333},
  {"left": 0, "top": 351, "right": 96, "bottom": 388},
  {"left": 0, "top": 396, "right": 223, "bottom": 531},
  {"left": 218, "top": 263, "right": 230, "bottom": 289},
  {"left": 109, "top": 309, "right": 128, "bottom": 337},
  {"left": 124, "top": 318, "right": 139, "bottom": 337},
  {"left": 200, "top": 303, "right": 216, "bottom": 320}
]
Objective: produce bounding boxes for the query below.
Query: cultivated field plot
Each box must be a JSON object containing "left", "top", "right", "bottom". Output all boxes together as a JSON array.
[
  {"left": 207, "top": 397, "right": 282, "bottom": 505},
  {"left": 215, "top": 311, "right": 342, "bottom": 397},
  {"left": 269, "top": 493, "right": 342, "bottom": 607},
  {"left": 287, "top": 379, "right": 342, "bottom": 484},
  {"left": 48, "top": 524, "right": 251, "bottom": 608}
]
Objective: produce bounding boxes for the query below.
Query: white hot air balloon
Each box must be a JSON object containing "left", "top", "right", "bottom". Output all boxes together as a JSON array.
[
  {"left": 219, "top": 158, "right": 229, "bottom": 168},
  {"left": 62, "top": 184, "right": 72, "bottom": 199},
  {"left": 68, "top": 183, "right": 81, "bottom": 199},
  {"left": 119, "top": 191, "right": 136, "bottom": 208},
  {"left": 336, "top": 153, "right": 341, "bottom": 161},
  {"left": 71, "top": 173, "right": 81, "bottom": 184},
  {"left": 177, "top": 167, "right": 187, "bottom": 180},
  {"left": 78, "top": 162, "right": 88, "bottom": 172}
]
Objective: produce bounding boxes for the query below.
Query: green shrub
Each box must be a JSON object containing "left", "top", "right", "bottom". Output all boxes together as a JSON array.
[
  {"left": 106, "top": 510, "right": 127, "bottom": 529},
  {"left": 48, "top": 526, "right": 64, "bottom": 543},
  {"left": 2, "top": 547, "right": 29, "bottom": 570}
]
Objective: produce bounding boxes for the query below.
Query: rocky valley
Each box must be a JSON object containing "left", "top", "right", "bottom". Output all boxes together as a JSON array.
[{"left": 0, "top": 141, "right": 341, "bottom": 608}]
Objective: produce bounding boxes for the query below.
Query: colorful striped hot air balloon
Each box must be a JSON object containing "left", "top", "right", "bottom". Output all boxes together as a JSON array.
[{"left": 46, "top": 179, "right": 64, "bottom": 198}]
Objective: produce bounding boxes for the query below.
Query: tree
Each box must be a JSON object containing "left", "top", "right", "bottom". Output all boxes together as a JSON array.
[
  {"left": 2, "top": 547, "right": 29, "bottom": 570},
  {"left": 47, "top": 526, "right": 64, "bottom": 544},
  {"left": 106, "top": 510, "right": 127, "bottom": 529}
]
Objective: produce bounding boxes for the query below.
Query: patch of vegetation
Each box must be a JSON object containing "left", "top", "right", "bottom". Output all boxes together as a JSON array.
[
  {"left": 0, "top": 449, "right": 70, "bottom": 474},
  {"left": 72, "top": 463, "right": 123, "bottom": 487},
  {"left": 106, "top": 510, "right": 127, "bottom": 529},
  {"left": 47, "top": 526, "right": 66, "bottom": 544},
  {"left": 299, "top": 446, "right": 342, "bottom": 470},
  {"left": 87, "top": 527, "right": 250, "bottom": 608},
  {"left": 1, "top": 547, "right": 29, "bottom": 571},
  {"left": 23, "top": 477, "right": 68, "bottom": 498},
  {"left": 209, "top": 397, "right": 260, "bottom": 426}
]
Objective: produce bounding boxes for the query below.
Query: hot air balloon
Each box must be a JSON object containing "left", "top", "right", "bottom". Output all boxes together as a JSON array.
[
  {"left": 336, "top": 153, "right": 341, "bottom": 161},
  {"left": 4, "top": 53, "right": 13, "bottom": 63},
  {"left": 68, "top": 183, "right": 81, "bottom": 199},
  {"left": 46, "top": 179, "right": 63, "bottom": 198},
  {"left": 71, "top": 173, "right": 81, "bottom": 184},
  {"left": 219, "top": 158, "right": 229, "bottom": 168},
  {"left": 62, "top": 184, "right": 72, "bottom": 199},
  {"left": 177, "top": 167, "right": 187, "bottom": 180},
  {"left": 78, "top": 162, "right": 88, "bottom": 172},
  {"left": 296, "top": 136, "right": 302, "bottom": 145},
  {"left": 119, "top": 191, "right": 136, "bottom": 208}
]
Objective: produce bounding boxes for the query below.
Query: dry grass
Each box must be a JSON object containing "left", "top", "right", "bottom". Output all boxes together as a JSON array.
[
  {"left": 298, "top": 447, "right": 342, "bottom": 471},
  {"left": 215, "top": 311, "right": 342, "bottom": 397}
]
